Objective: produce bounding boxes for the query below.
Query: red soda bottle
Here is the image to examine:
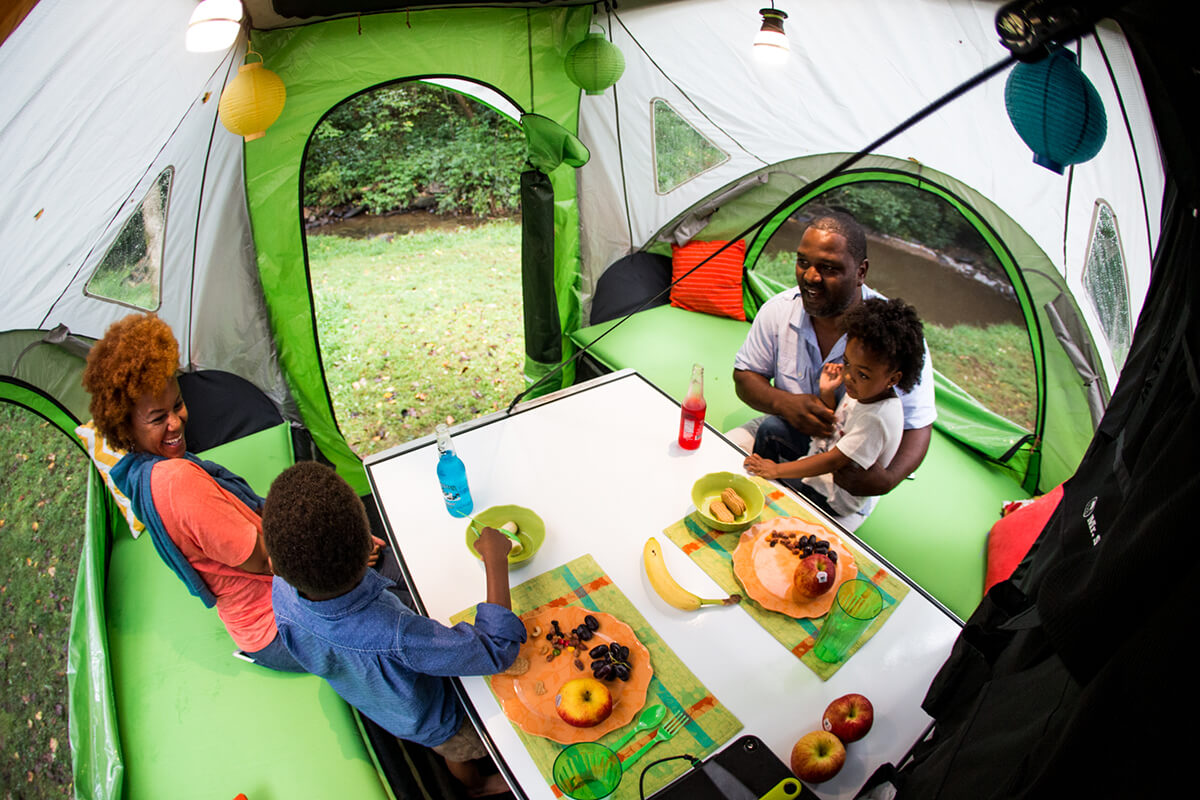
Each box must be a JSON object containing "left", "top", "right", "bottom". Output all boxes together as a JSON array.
[{"left": 678, "top": 363, "right": 706, "bottom": 450}]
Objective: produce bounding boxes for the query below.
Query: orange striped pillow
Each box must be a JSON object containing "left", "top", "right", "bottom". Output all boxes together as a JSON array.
[{"left": 669, "top": 240, "right": 747, "bottom": 321}]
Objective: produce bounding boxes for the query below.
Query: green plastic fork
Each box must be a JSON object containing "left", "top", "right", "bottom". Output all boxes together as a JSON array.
[{"left": 619, "top": 711, "right": 689, "bottom": 773}]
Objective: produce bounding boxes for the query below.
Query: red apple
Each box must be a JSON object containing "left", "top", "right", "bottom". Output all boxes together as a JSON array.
[
  {"left": 790, "top": 729, "right": 846, "bottom": 783},
  {"left": 792, "top": 553, "right": 838, "bottom": 599},
  {"left": 554, "top": 678, "right": 613, "bottom": 727},
  {"left": 822, "top": 693, "right": 874, "bottom": 743}
]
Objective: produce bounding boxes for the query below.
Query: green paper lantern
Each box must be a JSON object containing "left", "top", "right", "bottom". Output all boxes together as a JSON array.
[
  {"left": 1005, "top": 47, "right": 1107, "bottom": 174},
  {"left": 564, "top": 31, "right": 625, "bottom": 96}
]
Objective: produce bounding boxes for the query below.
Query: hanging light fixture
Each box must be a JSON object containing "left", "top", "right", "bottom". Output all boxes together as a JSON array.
[
  {"left": 217, "top": 48, "right": 286, "bottom": 142},
  {"left": 564, "top": 27, "right": 626, "bottom": 96},
  {"left": 753, "top": 5, "right": 790, "bottom": 65},
  {"left": 1004, "top": 46, "right": 1107, "bottom": 174},
  {"left": 185, "top": 0, "right": 244, "bottom": 53}
]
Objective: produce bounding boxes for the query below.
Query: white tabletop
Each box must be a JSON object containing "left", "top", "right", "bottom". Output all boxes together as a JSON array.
[{"left": 365, "top": 370, "right": 960, "bottom": 800}]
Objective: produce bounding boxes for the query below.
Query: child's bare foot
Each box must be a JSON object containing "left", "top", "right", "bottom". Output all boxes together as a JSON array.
[
  {"left": 465, "top": 772, "right": 511, "bottom": 797},
  {"left": 445, "top": 756, "right": 512, "bottom": 797}
]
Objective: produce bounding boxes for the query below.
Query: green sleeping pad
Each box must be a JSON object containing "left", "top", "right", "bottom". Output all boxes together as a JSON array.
[
  {"left": 103, "top": 422, "right": 389, "bottom": 799},
  {"left": 572, "top": 305, "right": 758, "bottom": 433}
]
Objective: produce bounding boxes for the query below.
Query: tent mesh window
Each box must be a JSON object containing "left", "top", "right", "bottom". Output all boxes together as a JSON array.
[
  {"left": 84, "top": 167, "right": 172, "bottom": 311},
  {"left": 651, "top": 98, "right": 728, "bottom": 194},
  {"left": 1081, "top": 200, "right": 1131, "bottom": 369}
]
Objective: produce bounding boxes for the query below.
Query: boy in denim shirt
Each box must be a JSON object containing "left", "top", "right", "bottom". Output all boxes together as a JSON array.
[{"left": 262, "top": 462, "right": 524, "bottom": 796}]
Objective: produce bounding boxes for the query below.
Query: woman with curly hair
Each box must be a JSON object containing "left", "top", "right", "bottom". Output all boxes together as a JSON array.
[{"left": 82, "top": 312, "right": 304, "bottom": 671}]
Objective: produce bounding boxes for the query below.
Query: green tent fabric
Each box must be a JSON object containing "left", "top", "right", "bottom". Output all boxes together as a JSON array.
[
  {"left": 69, "top": 471, "right": 123, "bottom": 800},
  {"left": 522, "top": 113, "right": 590, "bottom": 173},
  {"left": 246, "top": 7, "right": 592, "bottom": 494}
]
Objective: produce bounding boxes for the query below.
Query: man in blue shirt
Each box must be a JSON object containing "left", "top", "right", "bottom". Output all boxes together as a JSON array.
[
  {"left": 733, "top": 210, "right": 936, "bottom": 526},
  {"left": 262, "top": 461, "right": 524, "bottom": 796}
]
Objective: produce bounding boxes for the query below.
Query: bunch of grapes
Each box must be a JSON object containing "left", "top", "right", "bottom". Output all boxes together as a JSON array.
[{"left": 588, "top": 642, "right": 632, "bottom": 681}]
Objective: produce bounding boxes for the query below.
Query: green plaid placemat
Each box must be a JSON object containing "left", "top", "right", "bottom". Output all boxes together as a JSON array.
[
  {"left": 662, "top": 477, "right": 909, "bottom": 680},
  {"left": 452, "top": 554, "right": 742, "bottom": 799}
]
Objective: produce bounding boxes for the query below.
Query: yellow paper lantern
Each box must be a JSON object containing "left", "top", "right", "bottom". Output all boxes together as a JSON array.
[{"left": 218, "top": 53, "right": 286, "bottom": 142}]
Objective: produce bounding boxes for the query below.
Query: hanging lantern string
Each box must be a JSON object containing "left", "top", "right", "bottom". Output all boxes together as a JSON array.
[{"left": 505, "top": 46, "right": 1024, "bottom": 413}]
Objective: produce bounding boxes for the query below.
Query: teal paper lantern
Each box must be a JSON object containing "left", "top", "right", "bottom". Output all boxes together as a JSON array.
[
  {"left": 564, "top": 31, "right": 625, "bottom": 96},
  {"left": 1005, "top": 47, "right": 1107, "bottom": 174}
]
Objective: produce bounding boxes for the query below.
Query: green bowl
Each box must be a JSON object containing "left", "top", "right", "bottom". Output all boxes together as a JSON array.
[
  {"left": 691, "top": 472, "right": 765, "bottom": 531},
  {"left": 465, "top": 505, "right": 545, "bottom": 565}
]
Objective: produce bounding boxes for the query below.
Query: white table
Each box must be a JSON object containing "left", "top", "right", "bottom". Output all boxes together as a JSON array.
[{"left": 365, "top": 370, "right": 960, "bottom": 800}]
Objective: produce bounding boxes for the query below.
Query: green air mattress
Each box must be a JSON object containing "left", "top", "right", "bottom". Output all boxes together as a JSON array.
[
  {"left": 100, "top": 423, "right": 389, "bottom": 799},
  {"left": 570, "top": 304, "right": 1030, "bottom": 620}
]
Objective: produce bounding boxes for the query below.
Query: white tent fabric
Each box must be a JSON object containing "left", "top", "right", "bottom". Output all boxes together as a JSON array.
[
  {"left": 0, "top": 0, "right": 1164, "bottom": 411},
  {"left": 576, "top": 1, "right": 1163, "bottom": 387},
  {"left": 0, "top": 0, "right": 290, "bottom": 410}
]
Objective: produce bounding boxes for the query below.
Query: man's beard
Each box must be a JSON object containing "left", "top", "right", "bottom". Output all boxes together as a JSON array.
[{"left": 800, "top": 283, "right": 855, "bottom": 319}]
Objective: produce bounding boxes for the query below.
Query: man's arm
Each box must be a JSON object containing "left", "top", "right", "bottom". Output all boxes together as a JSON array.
[
  {"left": 733, "top": 369, "right": 835, "bottom": 437},
  {"left": 236, "top": 531, "right": 273, "bottom": 575},
  {"left": 831, "top": 424, "right": 932, "bottom": 497}
]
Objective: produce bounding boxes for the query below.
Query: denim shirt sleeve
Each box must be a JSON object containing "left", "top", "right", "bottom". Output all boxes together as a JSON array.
[{"left": 393, "top": 602, "right": 526, "bottom": 677}]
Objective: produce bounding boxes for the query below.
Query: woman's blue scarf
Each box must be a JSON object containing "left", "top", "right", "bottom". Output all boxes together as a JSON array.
[{"left": 110, "top": 452, "right": 265, "bottom": 608}]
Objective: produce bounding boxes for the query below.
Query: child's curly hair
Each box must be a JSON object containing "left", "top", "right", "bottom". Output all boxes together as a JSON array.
[
  {"left": 81, "top": 313, "right": 180, "bottom": 450},
  {"left": 841, "top": 298, "right": 926, "bottom": 392},
  {"left": 262, "top": 462, "right": 372, "bottom": 598}
]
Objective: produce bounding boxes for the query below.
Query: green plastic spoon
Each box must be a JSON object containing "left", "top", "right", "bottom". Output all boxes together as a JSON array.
[
  {"left": 469, "top": 519, "right": 526, "bottom": 550},
  {"left": 607, "top": 703, "right": 666, "bottom": 753}
]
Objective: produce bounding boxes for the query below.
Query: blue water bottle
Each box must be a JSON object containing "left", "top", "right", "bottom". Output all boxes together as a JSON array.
[{"left": 435, "top": 424, "right": 473, "bottom": 517}]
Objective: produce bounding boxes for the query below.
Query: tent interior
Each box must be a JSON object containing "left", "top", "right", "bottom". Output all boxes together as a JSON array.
[{"left": 1, "top": 0, "right": 1195, "bottom": 796}]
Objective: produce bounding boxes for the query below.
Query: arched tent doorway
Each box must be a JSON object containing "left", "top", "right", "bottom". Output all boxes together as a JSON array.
[
  {"left": 244, "top": 7, "right": 593, "bottom": 493},
  {"left": 301, "top": 78, "right": 529, "bottom": 455},
  {"left": 643, "top": 152, "right": 1105, "bottom": 493}
]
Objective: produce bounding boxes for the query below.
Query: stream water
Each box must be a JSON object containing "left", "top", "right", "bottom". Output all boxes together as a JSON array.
[
  {"left": 308, "top": 210, "right": 500, "bottom": 238},
  {"left": 866, "top": 236, "right": 1024, "bottom": 329}
]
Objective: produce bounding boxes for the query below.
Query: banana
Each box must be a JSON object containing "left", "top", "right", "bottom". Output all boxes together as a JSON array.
[
  {"left": 499, "top": 520, "right": 524, "bottom": 556},
  {"left": 643, "top": 537, "right": 741, "bottom": 611}
]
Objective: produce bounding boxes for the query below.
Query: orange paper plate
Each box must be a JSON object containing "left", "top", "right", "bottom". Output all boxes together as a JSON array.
[
  {"left": 732, "top": 517, "right": 858, "bottom": 618},
  {"left": 491, "top": 607, "right": 652, "bottom": 744}
]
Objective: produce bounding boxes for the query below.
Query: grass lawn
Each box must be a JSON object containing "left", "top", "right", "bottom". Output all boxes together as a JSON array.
[
  {"left": 308, "top": 220, "right": 526, "bottom": 456},
  {"left": 0, "top": 406, "right": 85, "bottom": 799},
  {"left": 925, "top": 322, "right": 1036, "bottom": 431}
]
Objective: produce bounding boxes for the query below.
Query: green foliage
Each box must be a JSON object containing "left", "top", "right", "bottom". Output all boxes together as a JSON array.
[
  {"left": 0, "top": 406, "right": 84, "bottom": 798},
  {"left": 652, "top": 99, "right": 727, "bottom": 193},
  {"left": 307, "top": 221, "right": 526, "bottom": 455},
  {"left": 304, "top": 83, "right": 525, "bottom": 217}
]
